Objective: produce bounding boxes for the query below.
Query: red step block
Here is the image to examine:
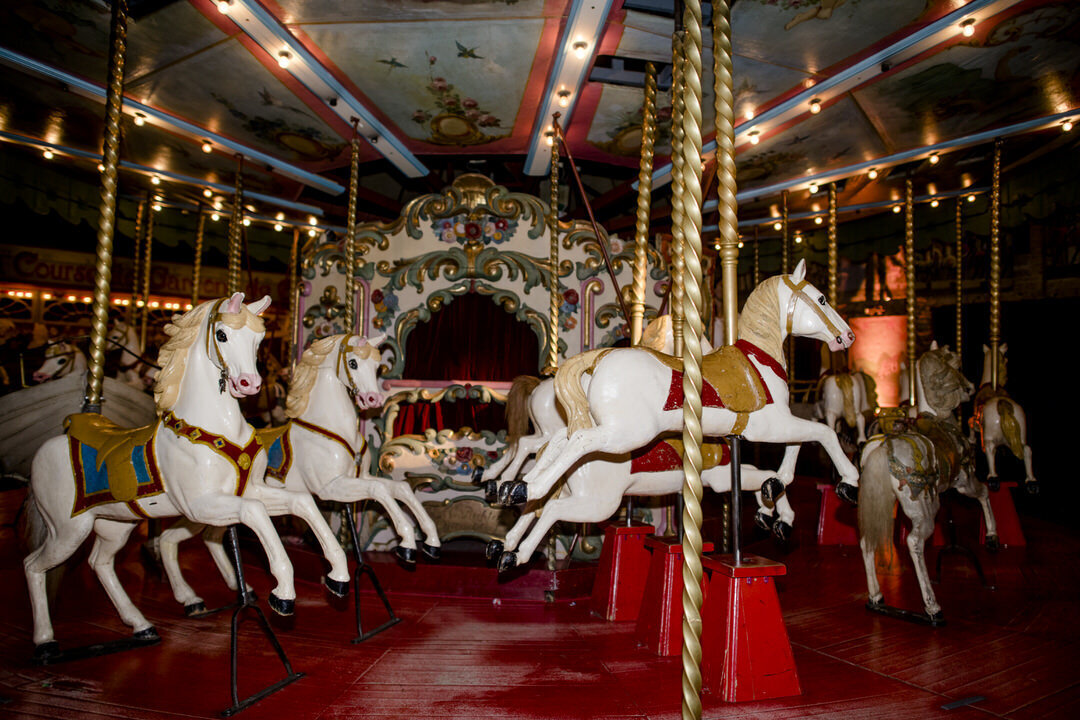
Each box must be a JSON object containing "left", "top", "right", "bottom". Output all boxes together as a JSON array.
[
  {"left": 981, "top": 481, "right": 1026, "bottom": 547},
  {"left": 589, "top": 523, "right": 655, "bottom": 622},
  {"left": 701, "top": 554, "right": 801, "bottom": 703},
  {"left": 635, "top": 536, "right": 713, "bottom": 656},
  {"left": 816, "top": 482, "right": 858, "bottom": 545}
]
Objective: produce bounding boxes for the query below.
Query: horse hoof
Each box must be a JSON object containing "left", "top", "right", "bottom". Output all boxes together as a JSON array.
[
  {"left": 497, "top": 551, "right": 518, "bottom": 573},
  {"left": 927, "top": 611, "right": 946, "bottom": 626},
  {"left": 485, "top": 539, "right": 504, "bottom": 561},
  {"left": 985, "top": 535, "right": 1000, "bottom": 553},
  {"left": 761, "top": 477, "right": 785, "bottom": 505},
  {"left": 754, "top": 511, "right": 772, "bottom": 533},
  {"left": 324, "top": 576, "right": 349, "bottom": 598},
  {"left": 133, "top": 627, "right": 160, "bottom": 642},
  {"left": 422, "top": 543, "right": 441, "bottom": 561},
  {"left": 987, "top": 476, "right": 1000, "bottom": 492},
  {"left": 1026, "top": 481, "right": 1040, "bottom": 496},
  {"left": 32, "top": 641, "right": 61, "bottom": 664},
  {"left": 184, "top": 602, "right": 209, "bottom": 617},
  {"left": 505, "top": 480, "right": 529, "bottom": 506},
  {"left": 483, "top": 479, "right": 499, "bottom": 504},
  {"left": 836, "top": 482, "right": 859, "bottom": 506},
  {"left": 268, "top": 593, "right": 295, "bottom": 617},
  {"left": 394, "top": 546, "right": 417, "bottom": 564},
  {"left": 471, "top": 466, "right": 484, "bottom": 484},
  {"left": 772, "top": 520, "right": 793, "bottom": 543}
]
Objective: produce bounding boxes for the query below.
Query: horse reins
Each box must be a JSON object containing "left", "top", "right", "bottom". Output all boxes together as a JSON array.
[
  {"left": 782, "top": 276, "right": 847, "bottom": 346},
  {"left": 337, "top": 335, "right": 361, "bottom": 399},
  {"left": 204, "top": 298, "right": 231, "bottom": 394}
]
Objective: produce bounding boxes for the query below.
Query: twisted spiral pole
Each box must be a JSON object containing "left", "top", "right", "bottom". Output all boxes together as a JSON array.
[
  {"left": 128, "top": 198, "right": 144, "bottom": 325},
  {"left": 544, "top": 118, "right": 562, "bottom": 375},
  {"left": 905, "top": 178, "right": 916, "bottom": 405},
  {"left": 670, "top": 31, "right": 687, "bottom": 359},
  {"left": 287, "top": 227, "right": 300, "bottom": 367},
  {"left": 989, "top": 138, "right": 1002, "bottom": 389},
  {"left": 139, "top": 202, "right": 154, "bottom": 353},
  {"left": 828, "top": 182, "right": 838, "bottom": 306},
  {"left": 227, "top": 156, "right": 244, "bottom": 296},
  {"left": 781, "top": 189, "right": 789, "bottom": 274},
  {"left": 679, "top": 0, "right": 708, "bottom": 717},
  {"left": 192, "top": 203, "right": 205, "bottom": 306},
  {"left": 344, "top": 122, "right": 361, "bottom": 333},
  {"left": 955, "top": 197, "right": 963, "bottom": 366},
  {"left": 753, "top": 224, "right": 760, "bottom": 286},
  {"left": 631, "top": 62, "right": 658, "bottom": 346},
  {"left": 84, "top": 0, "right": 128, "bottom": 412}
]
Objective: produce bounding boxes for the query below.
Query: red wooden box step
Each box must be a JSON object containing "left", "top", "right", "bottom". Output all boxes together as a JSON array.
[
  {"left": 635, "top": 536, "right": 713, "bottom": 656},
  {"left": 589, "top": 523, "right": 655, "bottom": 622}
]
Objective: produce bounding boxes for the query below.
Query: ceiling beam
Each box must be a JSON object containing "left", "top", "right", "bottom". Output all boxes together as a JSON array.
[
  {"left": 523, "top": 0, "right": 616, "bottom": 176},
  {"left": 0, "top": 45, "right": 344, "bottom": 196},
  {"left": 212, "top": 0, "right": 428, "bottom": 179}
]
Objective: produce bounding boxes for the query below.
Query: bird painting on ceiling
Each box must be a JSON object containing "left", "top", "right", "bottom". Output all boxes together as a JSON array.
[
  {"left": 378, "top": 57, "right": 407, "bottom": 71},
  {"left": 456, "top": 41, "right": 484, "bottom": 59}
]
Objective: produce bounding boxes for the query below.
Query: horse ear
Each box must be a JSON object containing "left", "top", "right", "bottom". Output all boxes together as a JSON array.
[
  {"left": 1000, "top": 342, "right": 1007, "bottom": 354},
  {"left": 247, "top": 295, "right": 272, "bottom": 316},
  {"left": 982, "top": 344, "right": 989, "bottom": 353},
  {"left": 225, "top": 292, "right": 245, "bottom": 314},
  {"left": 792, "top": 259, "right": 807, "bottom": 281},
  {"left": 930, "top": 340, "right": 939, "bottom": 350},
  {"left": 367, "top": 333, "right": 387, "bottom": 347}
]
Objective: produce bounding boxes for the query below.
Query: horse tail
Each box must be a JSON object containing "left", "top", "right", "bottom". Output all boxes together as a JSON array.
[
  {"left": 555, "top": 349, "right": 609, "bottom": 436},
  {"left": 998, "top": 400, "right": 1024, "bottom": 458},
  {"left": 857, "top": 441, "right": 895, "bottom": 551},
  {"left": 838, "top": 374, "right": 856, "bottom": 428},
  {"left": 506, "top": 375, "right": 542, "bottom": 442}
]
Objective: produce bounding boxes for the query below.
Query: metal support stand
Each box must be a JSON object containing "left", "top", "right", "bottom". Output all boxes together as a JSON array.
[
  {"left": 730, "top": 436, "right": 742, "bottom": 566},
  {"left": 345, "top": 503, "right": 401, "bottom": 643},
  {"left": 221, "top": 526, "right": 303, "bottom": 717},
  {"left": 934, "top": 499, "right": 994, "bottom": 590}
]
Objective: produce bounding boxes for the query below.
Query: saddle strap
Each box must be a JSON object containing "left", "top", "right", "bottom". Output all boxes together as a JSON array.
[{"left": 292, "top": 417, "right": 366, "bottom": 461}]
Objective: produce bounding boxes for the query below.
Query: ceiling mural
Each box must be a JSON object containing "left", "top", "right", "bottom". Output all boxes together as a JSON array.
[{"left": 273, "top": 0, "right": 555, "bottom": 25}]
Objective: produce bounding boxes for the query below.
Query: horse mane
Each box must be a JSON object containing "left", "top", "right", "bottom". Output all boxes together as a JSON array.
[
  {"left": 737, "top": 275, "right": 785, "bottom": 368},
  {"left": 154, "top": 298, "right": 266, "bottom": 412},
  {"left": 640, "top": 315, "right": 670, "bottom": 352},
  {"left": 286, "top": 335, "right": 339, "bottom": 418}
]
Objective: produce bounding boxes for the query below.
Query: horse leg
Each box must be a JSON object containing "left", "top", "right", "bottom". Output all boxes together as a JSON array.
[
  {"left": 384, "top": 478, "right": 441, "bottom": 558},
  {"left": 247, "top": 484, "right": 349, "bottom": 592},
  {"left": 859, "top": 536, "right": 884, "bottom": 607},
  {"left": 481, "top": 441, "right": 516, "bottom": 482},
  {"left": 503, "top": 433, "right": 550, "bottom": 483},
  {"left": 24, "top": 515, "right": 95, "bottom": 649},
  {"left": 1023, "top": 444, "right": 1037, "bottom": 491},
  {"left": 502, "top": 512, "right": 539, "bottom": 553},
  {"left": 902, "top": 495, "right": 942, "bottom": 619},
  {"left": 184, "top": 494, "right": 297, "bottom": 614},
  {"left": 954, "top": 472, "right": 998, "bottom": 551},
  {"left": 855, "top": 412, "right": 867, "bottom": 445},
  {"left": 322, "top": 474, "right": 420, "bottom": 562},
  {"left": 774, "top": 416, "right": 859, "bottom": 499},
  {"left": 159, "top": 518, "right": 209, "bottom": 611},
  {"left": 775, "top": 444, "right": 802, "bottom": 484},
  {"left": 517, "top": 426, "right": 634, "bottom": 504},
  {"left": 985, "top": 438, "right": 1000, "bottom": 489},
  {"left": 505, "top": 493, "right": 622, "bottom": 570},
  {"left": 88, "top": 518, "right": 156, "bottom": 637}
]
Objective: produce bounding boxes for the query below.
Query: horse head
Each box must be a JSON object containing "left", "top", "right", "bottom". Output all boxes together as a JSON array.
[
  {"left": 918, "top": 343, "right": 973, "bottom": 414},
  {"left": 210, "top": 293, "right": 270, "bottom": 399},
  {"left": 33, "top": 342, "right": 82, "bottom": 383},
  {"left": 784, "top": 260, "right": 855, "bottom": 351},
  {"left": 341, "top": 333, "right": 386, "bottom": 410}
]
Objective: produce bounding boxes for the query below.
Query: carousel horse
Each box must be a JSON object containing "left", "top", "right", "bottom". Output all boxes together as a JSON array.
[
  {"left": 858, "top": 343, "right": 997, "bottom": 622},
  {"left": 969, "top": 343, "right": 1037, "bottom": 493},
  {"left": 22, "top": 294, "right": 350, "bottom": 661},
  {"left": 106, "top": 320, "right": 152, "bottom": 389},
  {"left": 32, "top": 342, "right": 86, "bottom": 383},
  {"left": 490, "top": 435, "right": 793, "bottom": 570},
  {"left": 499, "top": 261, "right": 859, "bottom": 510},
  {"left": 815, "top": 369, "right": 877, "bottom": 445},
  {"left": 159, "top": 333, "right": 441, "bottom": 616}
]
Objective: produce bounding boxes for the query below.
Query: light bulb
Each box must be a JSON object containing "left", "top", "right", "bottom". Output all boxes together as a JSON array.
[
  {"left": 809, "top": 99, "right": 821, "bottom": 114},
  {"left": 749, "top": 131, "right": 760, "bottom": 145},
  {"left": 892, "top": 205, "right": 902, "bottom": 214},
  {"left": 308, "top": 228, "right": 317, "bottom": 237},
  {"left": 930, "top": 199, "right": 939, "bottom": 208},
  {"left": 545, "top": 133, "right": 554, "bottom": 147},
  {"left": 152, "top": 203, "right": 162, "bottom": 212},
  {"left": 277, "top": 51, "right": 292, "bottom": 69},
  {"left": 150, "top": 175, "right": 160, "bottom": 185},
  {"left": 773, "top": 221, "right": 782, "bottom": 231},
  {"left": 967, "top": 194, "right": 976, "bottom": 203},
  {"left": 557, "top": 90, "right": 571, "bottom": 108},
  {"left": 211, "top": 212, "right": 221, "bottom": 221},
  {"left": 929, "top": 153, "right": 940, "bottom": 165},
  {"left": 794, "top": 235, "right": 803, "bottom": 244},
  {"left": 201, "top": 141, "right": 213, "bottom": 153},
  {"left": 133, "top": 113, "right": 145, "bottom": 127},
  {"left": 868, "top": 168, "right": 878, "bottom": 180},
  {"left": 216, "top": 0, "right": 232, "bottom": 14},
  {"left": 743, "top": 108, "right": 755, "bottom": 121},
  {"left": 815, "top": 216, "right": 823, "bottom": 225},
  {"left": 242, "top": 217, "right": 251, "bottom": 227},
  {"left": 572, "top": 41, "right": 588, "bottom": 59},
  {"left": 97, "top": 163, "right": 105, "bottom": 172},
  {"left": 737, "top": 241, "right": 744, "bottom": 249},
  {"left": 308, "top": 215, "right": 318, "bottom": 226},
  {"left": 275, "top": 211, "right": 285, "bottom": 221},
  {"left": 1064, "top": 119, "right": 1074, "bottom": 132},
  {"left": 203, "top": 188, "right": 213, "bottom": 198},
  {"left": 961, "top": 19, "right": 975, "bottom": 37},
  {"left": 42, "top": 149, "right": 54, "bottom": 159},
  {"left": 274, "top": 223, "right": 283, "bottom": 232},
  {"left": 808, "top": 182, "right": 819, "bottom": 194}
]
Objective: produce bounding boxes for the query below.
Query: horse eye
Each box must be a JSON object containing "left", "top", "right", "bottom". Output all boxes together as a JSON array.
[
  {"left": 818, "top": 296, "right": 826, "bottom": 305},
  {"left": 215, "top": 329, "right": 227, "bottom": 342},
  {"left": 57, "top": 358, "right": 67, "bottom": 365},
  {"left": 348, "top": 359, "right": 358, "bottom": 370}
]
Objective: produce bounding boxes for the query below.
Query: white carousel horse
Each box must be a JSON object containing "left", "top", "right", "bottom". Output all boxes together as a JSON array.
[
  {"left": 106, "top": 320, "right": 152, "bottom": 389},
  {"left": 969, "top": 343, "right": 1037, "bottom": 493},
  {"left": 159, "top": 332, "right": 441, "bottom": 615},
  {"left": 500, "top": 260, "right": 860, "bottom": 509},
  {"left": 32, "top": 342, "right": 87, "bottom": 383},
  {"left": 815, "top": 370, "right": 876, "bottom": 445},
  {"left": 22, "top": 294, "right": 350, "bottom": 661},
  {"left": 858, "top": 343, "right": 997, "bottom": 622},
  {"left": 490, "top": 436, "right": 793, "bottom": 570}
]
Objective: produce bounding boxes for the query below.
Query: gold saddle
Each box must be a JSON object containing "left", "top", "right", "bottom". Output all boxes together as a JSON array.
[
  {"left": 66, "top": 413, "right": 157, "bottom": 503},
  {"left": 640, "top": 345, "right": 768, "bottom": 414}
]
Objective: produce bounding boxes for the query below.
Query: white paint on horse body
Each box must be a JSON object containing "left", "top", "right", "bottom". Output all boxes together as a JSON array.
[
  {"left": 32, "top": 343, "right": 86, "bottom": 383},
  {"left": 23, "top": 294, "right": 349, "bottom": 652},
  {"left": 817, "top": 371, "right": 872, "bottom": 444},
  {"left": 971, "top": 344, "right": 1036, "bottom": 487},
  {"left": 518, "top": 261, "right": 858, "bottom": 506}
]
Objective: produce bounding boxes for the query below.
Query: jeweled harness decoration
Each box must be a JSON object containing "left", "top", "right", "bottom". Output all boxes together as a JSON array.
[{"left": 161, "top": 411, "right": 263, "bottom": 496}]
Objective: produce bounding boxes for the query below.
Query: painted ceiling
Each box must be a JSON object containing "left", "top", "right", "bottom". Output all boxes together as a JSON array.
[{"left": 0, "top": 0, "right": 1078, "bottom": 235}]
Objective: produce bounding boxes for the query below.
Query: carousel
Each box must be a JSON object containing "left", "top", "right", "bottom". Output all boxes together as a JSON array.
[{"left": 0, "top": 0, "right": 1077, "bottom": 718}]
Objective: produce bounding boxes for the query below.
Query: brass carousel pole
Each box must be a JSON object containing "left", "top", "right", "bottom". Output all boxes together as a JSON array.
[
  {"left": 670, "top": 30, "right": 687, "bottom": 359},
  {"left": 782, "top": 189, "right": 792, "bottom": 389},
  {"left": 989, "top": 138, "right": 1002, "bottom": 390},
  {"left": 905, "top": 178, "right": 916, "bottom": 405},
  {"left": 128, "top": 198, "right": 145, "bottom": 324},
  {"left": 192, "top": 203, "right": 206, "bottom": 307},
  {"left": 827, "top": 182, "right": 839, "bottom": 372},
  {"left": 753, "top": 224, "right": 760, "bottom": 286},
  {"left": 138, "top": 203, "right": 154, "bottom": 353},
  {"left": 679, "top": 0, "right": 708, "bottom": 715},
  {"left": 227, "top": 156, "right": 245, "bottom": 296},
  {"left": 544, "top": 119, "right": 562, "bottom": 375},
  {"left": 286, "top": 227, "right": 300, "bottom": 367},
  {"left": 83, "top": 0, "right": 128, "bottom": 413},
  {"left": 631, "top": 62, "right": 658, "bottom": 346},
  {"left": 344, "top": 120, "right": 361, "bottom": 334},
  {"left": 955, "top": 197, "right": 963, "bottom": 366}
]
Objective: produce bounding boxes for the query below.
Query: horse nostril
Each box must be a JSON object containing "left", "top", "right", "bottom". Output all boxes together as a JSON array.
[{"left": 239, "top": 378, "right": 249, "bottom": 387}]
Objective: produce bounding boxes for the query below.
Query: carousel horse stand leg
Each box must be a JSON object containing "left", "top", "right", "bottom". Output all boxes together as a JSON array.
[
  {"left": 221, "top": 525, "right": 304, "bottom": 717},
  {"left": 864, "top": 598, "right": 947, "bottom": 628},
  {"left": 589, "top": 521, "right": 655, "bottom": 622},
  {"left": 345, "top": 503, "right": 401, "bottom": 643},
  {"left": 933, "top": 498, "right": 994, "bottom": 591}
]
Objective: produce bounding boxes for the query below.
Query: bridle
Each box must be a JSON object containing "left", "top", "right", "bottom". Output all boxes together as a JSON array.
[
  {"left": 782, "top": 275, "right": 847, "bottom": 346},
  {"left": 203, "top": 298, "right": 232, "bottom": 394},
  {"left": 337, "top": 335, "right": 361, "bottom": 399}
]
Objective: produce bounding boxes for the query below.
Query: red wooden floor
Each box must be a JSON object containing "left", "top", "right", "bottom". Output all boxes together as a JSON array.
[{"left": 0, "top": 485, "right": 1078, "bottom": 720}]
